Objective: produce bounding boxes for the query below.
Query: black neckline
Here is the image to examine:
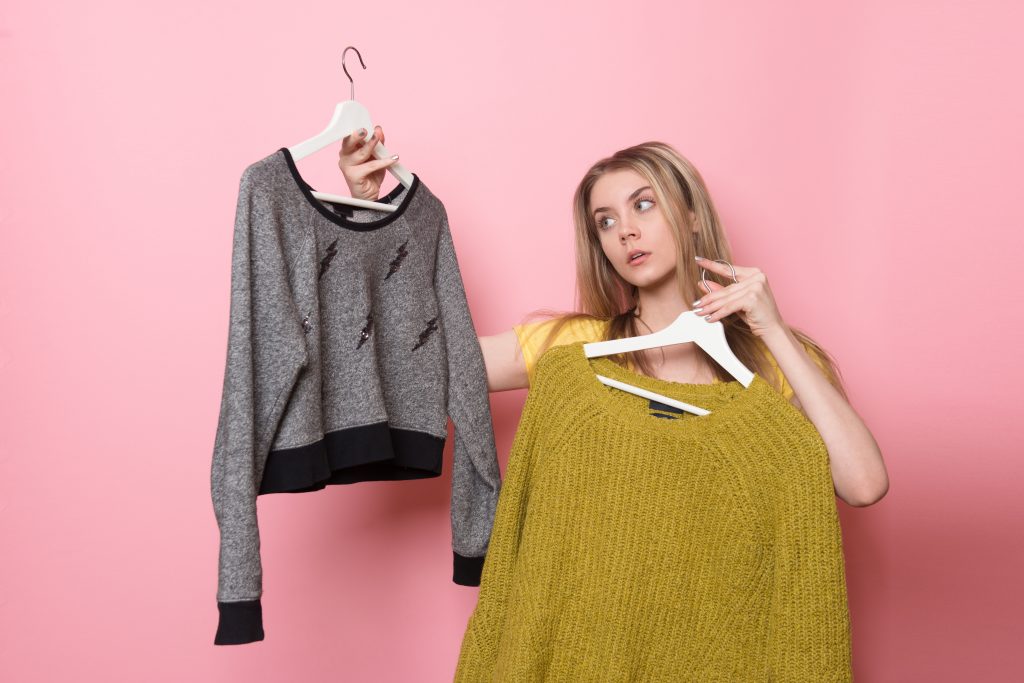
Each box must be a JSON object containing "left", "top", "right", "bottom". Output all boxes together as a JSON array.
[{"left": 278, "top": 146, "right": 420, "bottom": 231}]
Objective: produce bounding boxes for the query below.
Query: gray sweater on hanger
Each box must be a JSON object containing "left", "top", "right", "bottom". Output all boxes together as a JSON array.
[{"left": 210, "top": 147, "right": 501, "bottom": 645}]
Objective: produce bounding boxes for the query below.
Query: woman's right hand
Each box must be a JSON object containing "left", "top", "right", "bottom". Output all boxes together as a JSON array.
[{"left": 338, "top": 125, "right": 400, "bottom": 201}]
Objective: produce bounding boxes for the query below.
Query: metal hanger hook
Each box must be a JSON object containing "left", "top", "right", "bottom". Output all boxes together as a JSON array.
[
  {"left": 700, "top": 259, "right": 738, "bottom": 295},
  {"left": 342, "top": 46, "right": 366, "bottom": 100}
]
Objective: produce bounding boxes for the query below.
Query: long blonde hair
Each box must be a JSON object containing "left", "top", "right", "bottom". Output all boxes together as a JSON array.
[{"left": 520, "top": 140, "right": 848, "bottom": 400}]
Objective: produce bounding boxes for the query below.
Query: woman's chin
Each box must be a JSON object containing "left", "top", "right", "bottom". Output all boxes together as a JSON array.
[{"left": 622, "top": 266, "right": 673, "bottom": 290}]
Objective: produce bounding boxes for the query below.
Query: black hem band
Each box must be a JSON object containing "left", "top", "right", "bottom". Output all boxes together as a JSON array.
[
  {"left": 259, "top": 422, "right": 445, "bottom": 495},
  {"left": 214, "top": 600, "right": 264, "bottom": 645}
]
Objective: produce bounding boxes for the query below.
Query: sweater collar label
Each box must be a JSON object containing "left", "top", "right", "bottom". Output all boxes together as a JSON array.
[{"left": 648, "top": 398, "right": 685, "bottom": 420}]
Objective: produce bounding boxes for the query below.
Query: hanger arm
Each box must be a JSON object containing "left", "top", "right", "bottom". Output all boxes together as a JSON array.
[
  {"left": 596, "top": 374, "right": 710, "bottom": 416},
  {"left": 307, "top": 189, "right": 398, "bottom": 212},
  {"left": 581, "top": 309, "right": 756, "bottom": 417},
  {"left": 584, "top": 310, "right": 754, "bottom": 387}
]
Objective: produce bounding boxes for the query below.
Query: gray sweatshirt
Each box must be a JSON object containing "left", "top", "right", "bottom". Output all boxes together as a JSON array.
[{"left": 210, "top": 147, "right": 501, "bottom": 645}]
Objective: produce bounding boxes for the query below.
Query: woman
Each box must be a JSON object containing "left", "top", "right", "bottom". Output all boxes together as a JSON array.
[
  {"left": 339, "top": 126, "right": 888, "bottom": 509},
  {"left": 342, "top": 128, "right": 888, "bottom": 680}
]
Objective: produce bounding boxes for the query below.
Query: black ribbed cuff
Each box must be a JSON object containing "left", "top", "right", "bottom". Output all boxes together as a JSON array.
[
  {"left": 214, "top": 600, "right": 264, "bottom": 645},
  {"left": 453, "top": 551, "right": 485, "bottom": 586}
]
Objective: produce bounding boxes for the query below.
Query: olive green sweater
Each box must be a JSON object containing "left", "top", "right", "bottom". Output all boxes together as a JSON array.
[{"left": 455, "top": 341, "right": 852, "bottom": 681}]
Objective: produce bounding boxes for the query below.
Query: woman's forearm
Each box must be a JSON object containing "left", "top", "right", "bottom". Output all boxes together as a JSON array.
[{"left": 761, "top": 324, "right": 889, "bottom": 507}]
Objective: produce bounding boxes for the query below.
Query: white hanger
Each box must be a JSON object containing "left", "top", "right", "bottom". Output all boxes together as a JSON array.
[
  {"left": 286, "top": 46, "right": 414, "bottom": 213},
  {"left": 582, "top": 260, "right": 755, "bottom": 416}
]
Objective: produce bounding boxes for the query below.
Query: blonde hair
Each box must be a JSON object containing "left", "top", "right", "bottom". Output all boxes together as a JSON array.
[{"left": 520, "top": 140, "right": 848, "bottom": 400}]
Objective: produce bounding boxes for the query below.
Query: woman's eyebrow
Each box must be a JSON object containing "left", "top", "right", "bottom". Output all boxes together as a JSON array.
[{"left": 592, "top": 186, "right": 653, "bottom": 216}]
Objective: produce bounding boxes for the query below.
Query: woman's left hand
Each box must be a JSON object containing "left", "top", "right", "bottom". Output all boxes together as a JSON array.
[{"left": 691, "top": 256, "right": 786, "bottom": 338}]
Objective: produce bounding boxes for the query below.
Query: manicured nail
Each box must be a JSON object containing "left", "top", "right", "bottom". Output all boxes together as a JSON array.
[
  {"left": 358, "top": 128, "right": 367, "bottom": 137},
  {"left": 692, "top": 299, "right": 701, "bottom": 306},
  {"left": 693, "top": 307, "right": 703, "bottom": 313},
  {"left": 391, "top": 154, "right": 399, "bottom": 160},
  {"left": 695, "top": 255, "right": 703, "bottom": 260}
]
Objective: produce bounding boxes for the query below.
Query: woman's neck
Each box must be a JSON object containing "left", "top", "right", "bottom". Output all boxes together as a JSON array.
[
  {"left": 635, "top": 281, "right": 692, "bottom": 332},
  {"left": 632, "top": 286, "right": 716, "bottom": 383}
]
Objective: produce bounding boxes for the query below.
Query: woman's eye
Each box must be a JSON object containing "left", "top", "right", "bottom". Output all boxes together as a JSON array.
[{"left": 597, "top": 198, "right": 654, "bottom": 230}]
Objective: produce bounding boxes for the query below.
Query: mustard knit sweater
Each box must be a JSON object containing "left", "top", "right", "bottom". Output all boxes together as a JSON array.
[{"left": 454, "top": 341, "right": 852, "bottom": 682}]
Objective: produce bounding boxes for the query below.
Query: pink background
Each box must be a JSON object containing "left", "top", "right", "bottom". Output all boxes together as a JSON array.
[{"left": 2, "top": 1, "right": 1021, "bottom": 681}]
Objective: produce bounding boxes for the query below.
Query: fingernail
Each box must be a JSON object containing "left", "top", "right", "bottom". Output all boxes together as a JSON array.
[
  {"left": 692, "top": 299, "right": 701, "bottom": 306},
  {"left": 391, "top": 154, "right": 399, "bottom": 160},
  {"left": 695, "top": 256, "right": 703, "bottom": 261},
  {"left": 358, "top": 128, "right": 366, "bottom": 137}
]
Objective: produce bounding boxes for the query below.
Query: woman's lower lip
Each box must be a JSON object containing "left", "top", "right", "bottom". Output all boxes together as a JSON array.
[{"left": 629, "top": 253, "right": 649, "bottom": 266}]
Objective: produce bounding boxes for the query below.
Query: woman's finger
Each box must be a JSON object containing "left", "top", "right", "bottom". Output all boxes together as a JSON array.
[
  {"left": 340, "top": 127, "right": 370, "bottom": 156},
  {"left": 695, "top": 256, "right": 755, "bottom": 281},
  {"left": 702, "top": 296, "right": 745, "bottom": 323},
  {"left": 349, "top": 155, "right": 400, "bottom": 180},
  {"left": 354, "top": 126, "right": 384, "bottom": 162},
  {"left": 694, "top": 275, "right": 756, "bottom": 306},
  {"left": 695, "top": 277, "right": 727, "bottom": 297},
  {"left": 695, "top": 285, "right": 748, "bottom": 321}
]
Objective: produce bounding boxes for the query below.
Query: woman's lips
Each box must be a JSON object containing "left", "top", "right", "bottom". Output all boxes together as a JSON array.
[{"left": 628, "top": 252, "right": 650, "bottom": 266}]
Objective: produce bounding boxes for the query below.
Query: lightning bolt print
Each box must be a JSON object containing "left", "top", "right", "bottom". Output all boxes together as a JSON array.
[
  {"left": 412, "top": 316, "right": 439, "bottom": 351},
  {"left": 319, "top": 238, "right": 339, "bottom": 280},
  {"left": 385, "top": 239, "right": 409, "bottom": 280}
]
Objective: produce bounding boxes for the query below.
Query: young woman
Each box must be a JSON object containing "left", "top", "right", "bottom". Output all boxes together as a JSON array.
[
  {"left": 339, "top": 126, "right": 888, "bottom": 509},
  {"left": 342, "top": 128, "right": 886, "bottom": 679}
]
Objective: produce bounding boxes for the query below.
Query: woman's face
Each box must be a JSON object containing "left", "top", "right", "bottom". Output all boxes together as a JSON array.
[{"left": 590, "top": 168, "right": 681, "bottom": 290}]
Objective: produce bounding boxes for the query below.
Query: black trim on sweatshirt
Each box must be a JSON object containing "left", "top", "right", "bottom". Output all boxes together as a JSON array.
[
  {"left": 214, "top": 600, "right": 264, "bottom": 645},
  {"left": 259, "top": 422, "right": 445, "bottom": 494},
  {"left": 453, "top": 552, "right": 485, "bottom": 587},
  {"left": 278, "top": 146, "right": 420, "bottom": 231}
]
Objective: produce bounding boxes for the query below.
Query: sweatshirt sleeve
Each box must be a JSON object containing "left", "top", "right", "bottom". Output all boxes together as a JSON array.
[
  {"left": 210, "top": 168, "right": 308, "bottom": 645},
  {"left": 454, "top": 353, "right": 547, "bottom": 681},
  {"left": 433, "top": 209, "right": 502, "bottom": 587},
  {"left": 765, "top": 434, "right": 854, "bottom": 680}
]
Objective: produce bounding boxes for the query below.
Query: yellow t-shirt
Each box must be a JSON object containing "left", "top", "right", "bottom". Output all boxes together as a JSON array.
[{"left": 513, "top": 316, "right": 828, "bottom": 402}]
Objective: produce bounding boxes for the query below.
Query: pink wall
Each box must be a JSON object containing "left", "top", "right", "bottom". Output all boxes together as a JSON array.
[{"left": 2, "top": 1, "right": 1021, "bottom": 680}]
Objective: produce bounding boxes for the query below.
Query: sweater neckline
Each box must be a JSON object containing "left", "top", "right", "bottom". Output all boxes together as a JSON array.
[
  {"left": 277, "top": 146, "right": 420, "bottom": 231},
  {"left": 566, "top": 340, "right": 768, "bottom": 435}
]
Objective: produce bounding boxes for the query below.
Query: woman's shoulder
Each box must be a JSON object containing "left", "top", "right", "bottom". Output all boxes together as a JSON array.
[
  {"left": 514, "top": 314, "right": 609, "bottom": 343},
  {"left": 513, "top": 314, "right": 610, "bottom": 385}
]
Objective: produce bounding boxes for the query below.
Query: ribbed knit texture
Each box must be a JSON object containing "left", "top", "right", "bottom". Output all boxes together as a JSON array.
[{"left": 455, "top": 340, "right": 852, "bottom": 681}]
